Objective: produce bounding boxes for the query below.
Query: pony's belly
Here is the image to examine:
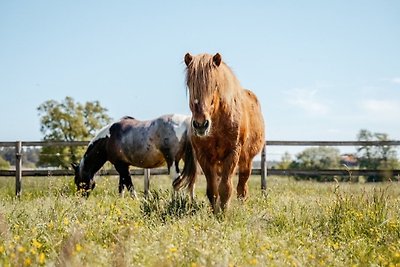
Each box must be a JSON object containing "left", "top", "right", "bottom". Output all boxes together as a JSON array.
[{"left": 127, "top": 151, "right": 165, "bottom": 169}]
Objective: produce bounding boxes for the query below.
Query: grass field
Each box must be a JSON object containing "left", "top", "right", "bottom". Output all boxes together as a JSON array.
[{"left": 0, "top": 174, "right": 399, "bottom": 266}]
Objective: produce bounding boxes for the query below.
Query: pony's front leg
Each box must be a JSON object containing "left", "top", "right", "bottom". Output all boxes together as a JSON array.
[
  {"left": 206, "top": 175, "right": 219, "bottom": 213},
  {"left": 125, "top": 177, "right": 138, "bottom": 199},
  {"left": 118, "top": 176, "right": 137, "bottom": 198},
  {"left": 115, "top": 163, "right": 137, "bottom": 199},
  {"left": 219, "top": 150, "right": 240, "bottom": 211},
  {"left": 118, "top": 178, "right": 124, "bottom": 196},
  {"left": 201, "top": 164, "right": 219, "bottom": 213}
]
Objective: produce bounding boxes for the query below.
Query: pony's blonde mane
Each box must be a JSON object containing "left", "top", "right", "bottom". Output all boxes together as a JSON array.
[{"left": 185, "top": 54, "right": 241, "bottom": 103}]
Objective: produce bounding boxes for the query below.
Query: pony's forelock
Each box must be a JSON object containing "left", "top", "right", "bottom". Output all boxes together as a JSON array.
[
  {"left": 185, "top": 53, "right": 240, "bottom": 103},
  {"left": 186, "top": 54, "right": 215, "bottom": 99}
]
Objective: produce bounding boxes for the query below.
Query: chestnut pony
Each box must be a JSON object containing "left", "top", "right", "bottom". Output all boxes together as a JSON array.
[
  {"left": 72, "top": 114, "right": 195, "bottom": 198},
  {"left": 174, "top": 53, "right": 265, "bottom": 212}
]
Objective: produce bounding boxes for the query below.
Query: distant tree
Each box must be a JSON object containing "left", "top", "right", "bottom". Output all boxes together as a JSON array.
[
  {"left": 37, "top": 96, "right": 112, "bottom": 168},
  {"left": 0, "top": 155, "right": 10, "bottom": 170},
  {"left": 290, "top": 146, "right": 341, "bottom": 181},
  {"left": 0, "top": 147, "right": 39, "bottom": 168},
  {"left": 0, "top": 148, "right": 14, "bottom": 165},
  {"left": 24, "top": 147, "right": 40, "bottom": 167},
  {"left": 357, "top": 129, "right": 399, "bottom": 182},
  {"left": 276, "top": 152, "right": 292, "bottom": 169}
]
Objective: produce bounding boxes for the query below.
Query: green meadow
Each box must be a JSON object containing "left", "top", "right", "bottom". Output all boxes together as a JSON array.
[{"left": 0, "top": 175, "right": 399, "bottom": 266}]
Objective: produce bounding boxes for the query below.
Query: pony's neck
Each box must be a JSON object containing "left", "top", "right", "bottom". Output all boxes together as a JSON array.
[{"left": 79, "top": 157, "right": 90, "bottom": 178}]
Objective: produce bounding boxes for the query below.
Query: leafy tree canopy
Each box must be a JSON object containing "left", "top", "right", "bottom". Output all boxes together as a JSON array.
[
  {"left": 357, "top": 129, "right": 399, "bottom": 182},
  {"left": 37, "top": 96, "right": 112, "bottom": 168},
  {"left": 38, "top": 96, "right": 112, "bottom": 141},
  {"left": 289, "top": 146, "right": 341, "bottom": 181},
  {"left": 290, "top": 146, "right": 341, "bottom": 169}
]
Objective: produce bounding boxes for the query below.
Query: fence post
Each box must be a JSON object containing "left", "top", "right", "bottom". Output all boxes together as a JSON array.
[
  {"left": 261, "top": 142, "right": 267, "bottom": 193},
  {"left": 144, "top": 169, "right": 150, "bottom": 197},
  {"left": 15, "top": 141, "right": 22, "bottom": 197}
]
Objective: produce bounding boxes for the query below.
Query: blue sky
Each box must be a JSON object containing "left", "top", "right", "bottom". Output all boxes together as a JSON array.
[{"left": 1, "top": 1, "right": 399, "bottom": 158}]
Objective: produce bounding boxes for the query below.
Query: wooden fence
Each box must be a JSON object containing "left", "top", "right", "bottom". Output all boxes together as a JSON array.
[{"left": 1, "top": 140, "right": 400, "bottom": 196}]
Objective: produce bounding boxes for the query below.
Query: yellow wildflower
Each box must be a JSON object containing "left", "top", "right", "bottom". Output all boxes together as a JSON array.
[
  {"left": 32, "top": 239, "right": 42, "bottom": 249},
  {"left": 24, "top": 257, "right": 32, "bottom": 266},
  {"left": 75, "top": 244, "right": 82, "bottom": 252},
  {"left": 39, "top": 253, "right": 45, "bottom": 264},
  {"left": 249, "top": 258, "right": 258, "bottom": 265}
]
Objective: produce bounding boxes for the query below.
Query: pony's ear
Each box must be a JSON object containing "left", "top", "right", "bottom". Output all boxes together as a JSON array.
[
  {"left": 184, "top": 53, "right": 193, "bottom": 66},
  {"left": 213, "top": 53, "right": 222, "bottom": 67}
]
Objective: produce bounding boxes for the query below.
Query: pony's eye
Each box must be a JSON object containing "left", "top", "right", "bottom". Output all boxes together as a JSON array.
[{"left": 211, "top": 99, "right": 214, "bottom": 106}]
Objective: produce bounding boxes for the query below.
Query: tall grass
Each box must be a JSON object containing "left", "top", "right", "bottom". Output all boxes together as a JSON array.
[{"left": 0, "top": 175, "right": 399, "bottom": 266}]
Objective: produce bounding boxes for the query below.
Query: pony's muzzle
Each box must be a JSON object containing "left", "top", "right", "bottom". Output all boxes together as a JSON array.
[
  {"left": 77, "top": 180, "right": 96, "bottom": 198},
  {"left": 192, "top": 119, "right": 210, "bottom": 136}
]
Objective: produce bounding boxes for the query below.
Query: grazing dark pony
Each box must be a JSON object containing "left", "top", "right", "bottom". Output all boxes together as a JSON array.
[
  {"left": 72, "top": 114, "right": 195, "bottom": 198},
  {"left": 174, "top": 53, "right": 265, "bottom": 212}
]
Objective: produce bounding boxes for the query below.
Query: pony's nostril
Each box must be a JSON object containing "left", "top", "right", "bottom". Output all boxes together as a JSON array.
[{"left": 192, "top": 120, "right": 210, "bottom": 133}]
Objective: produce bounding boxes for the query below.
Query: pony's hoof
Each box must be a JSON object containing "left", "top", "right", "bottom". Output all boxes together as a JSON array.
[{"left": 130, "top": 191, "right": 138, "bottom": 199}]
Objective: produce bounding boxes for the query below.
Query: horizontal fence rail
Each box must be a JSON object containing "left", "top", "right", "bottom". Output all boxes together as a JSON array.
[
  {"left": 264, "top": 169, "right": 400, "bottom": 176},
  {"left": 1, "top": 140, "right": 400, "bottom": 147},
  {"left": 266, "top": 140, "right": 400, "bottom": 146},
  {"left": 0, "top": 141, "right": 89, "bottom": 147},
  {"left": 1, "top": 169, "right": 398, "bottom": 178},
  {"left": 0, "top": 168, "right": 168, "bottom": 177},
  {"left": 1, "top": 140, "right": 399, "bottom": 196}
]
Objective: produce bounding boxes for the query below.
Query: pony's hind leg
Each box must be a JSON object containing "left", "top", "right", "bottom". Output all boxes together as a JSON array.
[
  {"left": 188, "top": 179, "right": 195, "bottom": 202},
  {"left": 174, "top": 160, "right": 180, "bottom": 179},
  {"left": 144, "top": 169, "right": 151, "bottom": 198},
  {"left": 115, "top": 162, "right": 137, "bottom": 198},
  {"left": 169, "top": 160, "right": 180, "bottom": 182},
  {"left": 237, "top": 159, "right": 252, "bottom": 200}
]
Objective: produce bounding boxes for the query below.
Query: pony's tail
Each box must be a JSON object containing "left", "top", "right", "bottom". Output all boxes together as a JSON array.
[{"left": 173, "top": 138, "right": 197, "bottom": 192}]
